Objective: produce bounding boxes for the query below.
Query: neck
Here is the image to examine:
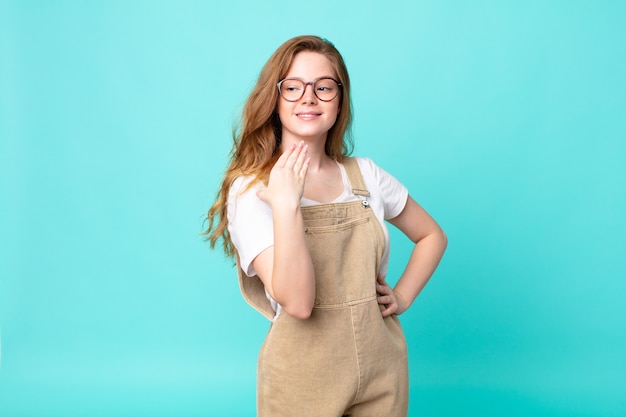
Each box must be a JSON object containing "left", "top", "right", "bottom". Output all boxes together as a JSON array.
[{"left": 280, "top": 135, "right": 332, "bottom": 172}]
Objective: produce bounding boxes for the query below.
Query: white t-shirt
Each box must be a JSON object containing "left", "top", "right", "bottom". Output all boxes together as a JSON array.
[{"left": 227, "top": 157, "right": 409, "bottom": 280}]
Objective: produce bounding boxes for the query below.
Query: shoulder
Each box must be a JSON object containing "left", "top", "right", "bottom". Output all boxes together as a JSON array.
[
  {"left": 227, "top": 175, "right": 269, "bottom": 223},
  {"left": 349, "top": 155, "right": 375, "bottom": 169},
  {"left": 350, "top": 156, "right": 395, "bottom": 182},
  {"left": 229, "top": 175, "right": 258, "bottom": 197},
  {"left": 345, "top": 156, "right": 376, "bottom": 176},
  {"left": 349, "top": 156, "right": 409, "bottom": 219}
]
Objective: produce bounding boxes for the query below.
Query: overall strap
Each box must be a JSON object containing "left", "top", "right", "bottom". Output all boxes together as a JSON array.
[
  {"left": 342, "top": 157, "right": 371, "bottom": 204},
  {"left": 238, "top": 157, "right": 373, "bottom": 322}
]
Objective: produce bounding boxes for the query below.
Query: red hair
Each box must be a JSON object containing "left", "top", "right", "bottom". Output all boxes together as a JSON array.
[{"left": 204, "top": 35, "right": 353, "bottom": 256}]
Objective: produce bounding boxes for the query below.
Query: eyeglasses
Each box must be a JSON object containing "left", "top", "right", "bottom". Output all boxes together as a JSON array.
[{"left": 277, "top": 77, "right": 342, "bottom": 102}]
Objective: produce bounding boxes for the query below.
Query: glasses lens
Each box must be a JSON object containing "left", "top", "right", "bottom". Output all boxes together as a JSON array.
[
  {"left": 280, "top": 79, "right": 305, "bottom": 101},
  {"left": 314, "top": 78, "right": 339, "bottom": 101},
  {"left": 278, "top": 78, "right": 341, "bottom": 101}
]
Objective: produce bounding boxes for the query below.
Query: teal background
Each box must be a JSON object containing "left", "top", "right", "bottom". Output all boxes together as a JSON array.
[{"left": 1, "top": 1, "right": 625, "bottom": 416}]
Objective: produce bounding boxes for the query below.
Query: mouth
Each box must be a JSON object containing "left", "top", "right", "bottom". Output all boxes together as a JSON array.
[{"left": 296, "top": 112, "right": 322, "bottom": 119}]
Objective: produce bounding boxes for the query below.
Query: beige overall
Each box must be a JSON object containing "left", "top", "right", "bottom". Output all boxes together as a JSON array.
[{"left": 238, "top": 158, "right": 408, "bottom": 417}]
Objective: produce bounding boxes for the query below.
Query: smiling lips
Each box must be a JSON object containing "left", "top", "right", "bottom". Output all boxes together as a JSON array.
[{"left": 296, "top": 112, "right": 322, "bottom": 120}]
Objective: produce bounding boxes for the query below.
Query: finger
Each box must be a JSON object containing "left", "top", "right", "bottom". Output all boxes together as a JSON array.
[
  {"left": 293, "top": 144, "right": 308, "bottom": 174},
  {"left": 275, "top": 144, "right": 296, "bottom": 168},
  {"left": 255, "top": 186, "right": 267, "bottom": 202},
  {"left": 377, "top": 274, "right": 387, "bottom": 285},
  {"left": 293, "top": 144, "right": 309, "bottom": 175},
  {"left": 299, "top": 156, "right": 311, "bottom": 178},
  {"left": 380, "top": 302, "right": 397, "bottom": 317},
  {"left": 377, "top": 294, "right": 393, "bottom": 305},
  {"left": 284, "top": 142, "right": 303, "bottom": 168}
]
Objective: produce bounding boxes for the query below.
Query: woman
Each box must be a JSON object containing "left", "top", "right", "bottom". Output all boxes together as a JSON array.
[{"left": 206, "top": 35, "right": 447, "bottom": 417}]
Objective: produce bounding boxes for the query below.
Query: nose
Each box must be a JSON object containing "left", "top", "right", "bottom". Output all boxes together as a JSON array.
[{"left": 301, "top": 82, "right": 317, "bottom": 103}]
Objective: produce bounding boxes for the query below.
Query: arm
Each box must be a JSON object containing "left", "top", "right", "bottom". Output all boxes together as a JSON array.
[
  {"left": 251, "top": 143, "right": 316, "bottom": 319},
  {"left": 377, "top": 195, "right": 447, "bottom": 317}
]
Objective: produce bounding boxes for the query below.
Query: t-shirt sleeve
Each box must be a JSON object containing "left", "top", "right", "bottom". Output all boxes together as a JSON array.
[
  {"left": 227, "top": 177, "right": 274, "bottom": 277},
  {"left": 357, "top": 157, "right": 409, "bottom": 219}
]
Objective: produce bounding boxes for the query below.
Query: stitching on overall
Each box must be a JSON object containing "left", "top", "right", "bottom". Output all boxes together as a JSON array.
[
  {"left": 349, "top": 304, "right": 363, "bottom": 407},
  {"left": 304, "top": 216, "right": 370, "bottom": 234},
  {"left": 312, "top": 295, "right": 378, "bottom": 309}
]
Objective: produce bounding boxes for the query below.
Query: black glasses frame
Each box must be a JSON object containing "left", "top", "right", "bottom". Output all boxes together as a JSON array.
[{"left": 277, "top": 77, "right": 343, "bottom": 102}]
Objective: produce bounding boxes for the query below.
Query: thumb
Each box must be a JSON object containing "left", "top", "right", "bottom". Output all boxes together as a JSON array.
[{"left": 256, "top": 186, "right": 268, "bottom": 203}]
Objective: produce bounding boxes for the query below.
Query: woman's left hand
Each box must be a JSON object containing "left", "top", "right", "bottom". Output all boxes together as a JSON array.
[{"left": 376, "top": 275, "right": 408, "bottom": 317}]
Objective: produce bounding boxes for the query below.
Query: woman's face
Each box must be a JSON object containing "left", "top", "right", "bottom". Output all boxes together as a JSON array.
[{"left": 277, "top": 51, "right": 340, "bottom": 146}]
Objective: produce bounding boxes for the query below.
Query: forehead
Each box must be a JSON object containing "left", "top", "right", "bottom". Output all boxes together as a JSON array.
[{"left": 286, "top": 51, "right": 336, "bottom": 79}]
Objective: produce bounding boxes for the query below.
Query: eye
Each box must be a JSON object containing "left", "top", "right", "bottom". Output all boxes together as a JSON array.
[
  {"left": 282, "top": 80, "right": 303, "bottom": 92},
  {"left": 316, "top": 79, "right": 337, "bottom": 92}
]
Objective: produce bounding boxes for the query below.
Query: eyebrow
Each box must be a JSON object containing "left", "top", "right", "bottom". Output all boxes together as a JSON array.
[{"left": 283, "top": 75, "right": 338, "bottom": 81}]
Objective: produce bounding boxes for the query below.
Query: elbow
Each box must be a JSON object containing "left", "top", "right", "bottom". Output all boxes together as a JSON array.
[
  {"left": 272, "top": 267, "right": 316, "bottom": 320},
  {"left": 283, "top": 301, "right": 314, "bottom": 320},
  {"left": 440, "top": 228, "right": 448, "bottom": 249},
  {"left": 290, "top": 309, "right": 313, "bottom": 320}
]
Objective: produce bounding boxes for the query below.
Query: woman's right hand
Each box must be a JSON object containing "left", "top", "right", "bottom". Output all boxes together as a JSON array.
[
  {"left": 256, "top": 141, "right": 310, "bottom": 207},
  {"left": 252, "top": 141, "right": 316, "bottom": 319}
]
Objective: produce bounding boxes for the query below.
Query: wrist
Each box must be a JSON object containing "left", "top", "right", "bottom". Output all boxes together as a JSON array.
[
  {"left": 393, "top": 290, "right": 410, "bottom": 315},
  {"left": 270, "top": 197, "right": 301, "bottom": 212}
]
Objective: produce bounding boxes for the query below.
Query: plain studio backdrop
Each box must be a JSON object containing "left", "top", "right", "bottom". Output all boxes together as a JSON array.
[{"left": 1, "top": 1, "right": 624, "bottom": 416}]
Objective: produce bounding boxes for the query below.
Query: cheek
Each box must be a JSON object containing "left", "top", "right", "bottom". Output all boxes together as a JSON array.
[
  {"left": 332, "top": 97, "right": 342, "bottom": 115},
  {"left": 330, "top": 102, "right": 341, "bottom": 119},
  {"left": 276, "top": 100, "right": 290, "bottom": 123}
]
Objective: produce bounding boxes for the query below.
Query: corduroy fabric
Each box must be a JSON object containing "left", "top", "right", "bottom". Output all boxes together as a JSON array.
[{"left": 240, "top": 158, "right": 409, "bottom": 416}]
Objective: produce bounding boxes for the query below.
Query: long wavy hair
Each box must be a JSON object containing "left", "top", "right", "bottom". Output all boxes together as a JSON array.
[{"left": 204, "top": 35, "right": 353, "bottom": 257}]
